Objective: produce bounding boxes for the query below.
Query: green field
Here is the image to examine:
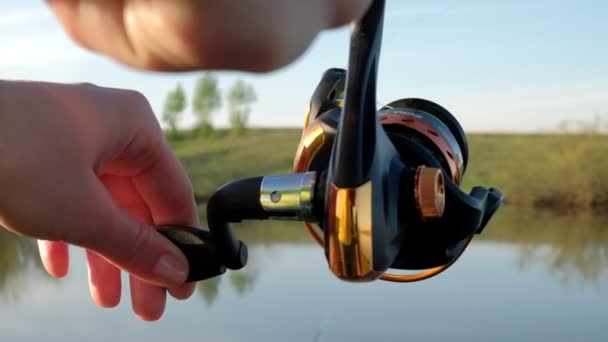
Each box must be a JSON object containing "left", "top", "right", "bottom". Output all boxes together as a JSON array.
[{"left": 169, "top": 129, "right": 608, "bottom": 212}]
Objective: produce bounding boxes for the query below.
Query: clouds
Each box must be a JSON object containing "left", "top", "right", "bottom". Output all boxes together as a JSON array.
[
  {"left": 0, "top": 6, "right": 52, "bottom": 27},
  {"left": 0, "top": 4, "right": 93, "bottom": 69},
  {"left": 0, "top": 31, "right": 94, "bottom": 69}
]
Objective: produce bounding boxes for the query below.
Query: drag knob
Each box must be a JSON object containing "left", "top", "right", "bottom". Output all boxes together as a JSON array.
[{"left": 414, "top": 166, "right": 446, "bottom": 220}]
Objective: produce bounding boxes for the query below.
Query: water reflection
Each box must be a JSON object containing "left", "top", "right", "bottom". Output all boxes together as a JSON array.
[
  {"left": 0, "top": 211, "right": 607, "bottom": 341},
  {"left": 481, "top": 207, "right": 608, "bottom": 286},
  {"left": 0, "top": 229, "right": 42, "bottom": 302},
  {"left": 196, "top": 220, "right": 304, "bottom": 306},
  {"left": 197, "top": 257, "right": 260, "bottom": 306},
  {"left": 196, "top": 208, "right": 608, "bottom": 305},
  {"left": 198, "top": 276, "right": 221, "bottom": 307},
  {"left": 0, "top": 208, "right": 607, "bottom": 305}
]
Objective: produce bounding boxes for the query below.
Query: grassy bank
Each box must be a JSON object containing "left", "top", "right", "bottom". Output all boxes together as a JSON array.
[
  {"left": 463, "top": 134, "right": 608, "bottom": 211},
  {"left": 169, "top": 129, "right": 608, "bottom": 212},
  {"left": 170, "top": 129, "right": 300, "bottom": 198}
]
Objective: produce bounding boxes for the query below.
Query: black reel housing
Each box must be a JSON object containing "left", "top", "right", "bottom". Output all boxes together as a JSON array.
[
  {"left": 156, "top": 0, "right": 504, "bottom": 284},
  {"left": 294, "top": 65, "right": 501, "bottom": 281}
]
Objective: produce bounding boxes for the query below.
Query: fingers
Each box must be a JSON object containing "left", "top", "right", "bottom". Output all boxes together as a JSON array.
[
  {"left": 128, "top": 131, "right": 200, "bottom": 304},
  {"left": 130, "top": 138, "right": 199, "bottom": 228},
  {"left": 168, "top": 282, "right": 197, "bottom": 300},
  {"left": 62, "top": 172, "right": 188, "bottom": 288},
  {"left": 0, "top": 80, "right": 197, "bottom": 321},
  {"left": 105, "top": 174, "right": 168, "bottom": 321},
  {"left": 130, "top": 275, "right": 166, "bottom": 321},
  {"left": 86, "top": 250, "right": 121, "bottom": 308},
  {"left": 47, "top": 0, "right": 134, "bottom": 63},
  {"left": 128, "top": 134, "right": 199, "bottom": 304},
  {"left": 37, "top": 240, "right": 69, "bottom": 278},
  {"left": 103, "top": 115, "right": 199, "bottom": 270},
  {"left": 66, "top": 86, "right": 196, "bottom": 317},
  {"left": 48, "top": 0, "right": 373, "bottom": 71}
]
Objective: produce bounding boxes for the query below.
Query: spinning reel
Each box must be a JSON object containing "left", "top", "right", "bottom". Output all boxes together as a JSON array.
[{"left": 157, "top": 0, "right": 504, "bottom": 283}]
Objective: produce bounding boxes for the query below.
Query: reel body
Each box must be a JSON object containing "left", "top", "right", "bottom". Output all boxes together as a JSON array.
[
  {"left": 156, "top": 0, "right": 504, "bottom": 284},
  {"left": 294, "top": 68, "right": 499, "bottom": 282}
]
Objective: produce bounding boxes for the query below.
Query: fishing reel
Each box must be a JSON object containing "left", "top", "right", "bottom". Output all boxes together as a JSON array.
[{"left": 157, "top": 0, "right": 503, "bottom": 283}]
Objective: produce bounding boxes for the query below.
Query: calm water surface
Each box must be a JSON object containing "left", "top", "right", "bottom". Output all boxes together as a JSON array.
[{"left": 0, "top": 207, "right": 607, "bottom": 341}]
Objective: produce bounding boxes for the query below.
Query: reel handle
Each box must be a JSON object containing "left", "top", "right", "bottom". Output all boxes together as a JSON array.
[
  {"left": 330, "top": 0, "right": 385, "bottom": 187},
  {"left": 156, "top": 225, "right": 231, "bottom": 282}
]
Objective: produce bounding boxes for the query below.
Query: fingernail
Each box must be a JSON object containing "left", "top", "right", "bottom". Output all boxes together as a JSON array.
[{"left": 154, "top": 254, "right": 188, "bottom": 285}]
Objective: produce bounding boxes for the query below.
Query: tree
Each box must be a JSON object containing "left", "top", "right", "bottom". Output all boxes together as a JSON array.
[
  {"left": 0, "top": 229, "right": 41, "bottom": 301},
  {"left": 192, "top": 73, "right": 222, "bottom": 136},
  {"left": 161, "top": 83, "right": 186, "bottom": 136},
  {"left": 227, "top": 79, "right": 257, "bottom": 135},
  {"left": 197, "top": 276, "right": 221, "bottom": 307},
  {"left": 228, "top": 269, "right": 257, "bottom": 296}
]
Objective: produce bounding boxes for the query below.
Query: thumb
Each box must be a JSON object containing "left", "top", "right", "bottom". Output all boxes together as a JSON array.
[{"left": 65, "top": 174, "right": 189, "bottom": 288}]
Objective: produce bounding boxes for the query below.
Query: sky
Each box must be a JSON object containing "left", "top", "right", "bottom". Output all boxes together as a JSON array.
[{"left": 1, "top": 0, "right": 607, "bottom": 132}]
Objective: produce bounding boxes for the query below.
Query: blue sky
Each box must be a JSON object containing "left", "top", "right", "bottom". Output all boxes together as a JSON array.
[{"left": 1, "top": 0, "right": 607, "bottom": 132}]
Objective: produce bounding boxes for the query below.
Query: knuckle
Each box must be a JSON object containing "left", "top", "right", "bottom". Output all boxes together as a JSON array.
[
  {"left": 117, "top": 89, "right": 162, "bottom": 137},
  {"left": 122, "top": 221, "right": 152, "bottom": 269},
  {"left": 122, "top": 89, "right": 150, "bottom": 110},
  {"left": 123, "top": 89, "right": 161, "bottom": 128},
  {"left": 74, "top": 81, "right": 98, "bottom": 90}
]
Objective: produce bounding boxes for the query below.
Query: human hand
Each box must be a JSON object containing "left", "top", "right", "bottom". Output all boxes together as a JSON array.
[
  {"left": 0, "top": 80, "right": 197, "bottom": 320},
  {"left": 47, "top": 0, "right": 372, "bottom": 71}
]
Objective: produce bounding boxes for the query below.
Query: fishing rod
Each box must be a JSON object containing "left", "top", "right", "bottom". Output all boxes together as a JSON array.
[{"left": 157, "top": 0, "right": 504, "bottom": 283}]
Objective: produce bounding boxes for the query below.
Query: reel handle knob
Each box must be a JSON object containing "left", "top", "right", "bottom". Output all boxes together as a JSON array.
[{"left": 156, "top": 225, "right": 231, "bottom": 282}]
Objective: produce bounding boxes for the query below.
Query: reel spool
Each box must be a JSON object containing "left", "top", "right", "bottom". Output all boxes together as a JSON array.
[{"left": 156, "top": 0, "right": 504, "bottom": 284}]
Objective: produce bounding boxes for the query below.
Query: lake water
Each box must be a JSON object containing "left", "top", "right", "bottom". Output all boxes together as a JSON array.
[{"left": 0, "top": 207, "right": 607, "bottom": 341}]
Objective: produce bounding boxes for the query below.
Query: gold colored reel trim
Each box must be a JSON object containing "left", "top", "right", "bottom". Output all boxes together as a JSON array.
[
  {"left": 295, "top": 110, "right": 467, "bottom": 283},
  {"left": 304, "top": 222, "right": 324, "bottom": 246},
  {"left": 380, "top": 113, "right": 462, "bottom": 183},
  {"left": 326, "top": 181, "right": 382, "bottom": 281},
  {"left": 380, "top": 237, "right": 472, "bottom": 282},
  {"left": 293, "top": 120, "right": 325, "bottom": 173},
  {"left": 304, "top": 222, "right": 471, "bottom": 282}
]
